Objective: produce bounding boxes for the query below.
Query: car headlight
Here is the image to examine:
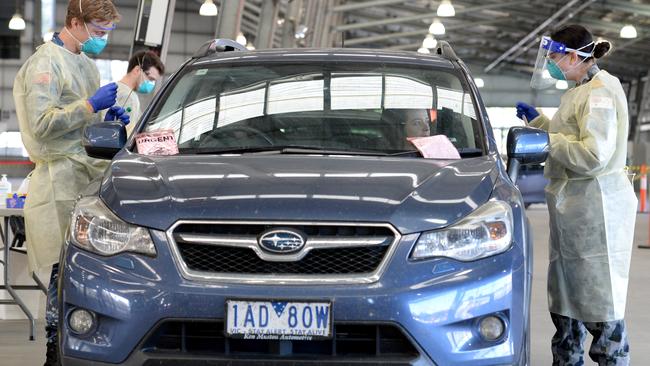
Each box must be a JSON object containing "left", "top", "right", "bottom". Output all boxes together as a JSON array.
[
  {"left": 411, "top": 201, "right": 513, "bottom": 261},
  {"left": 70, "top": 196, "right": 156, "bottom": 256}
]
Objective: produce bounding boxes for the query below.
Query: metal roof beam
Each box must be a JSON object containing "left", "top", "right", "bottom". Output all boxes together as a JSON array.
[
  {"left": 332, "top": 0, "right": 408, "bottom": 12},
  {"left": 484, "top": 0, "right": 586, "bottom": 73},
  {"left": 504, "top": 0, "right": 599, "bottom": 63},
  {"left": 335, "top": 0, "right": 527, "bottom": 32},
  {"left": 600, "top": 0, "right": 650, "bottom": 17},
  {"left": 344, "top": 18, "right": 507, "bottom": 46}
]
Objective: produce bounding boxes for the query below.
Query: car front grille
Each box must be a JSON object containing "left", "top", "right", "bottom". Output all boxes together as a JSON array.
[
  {"left": 178, "top": 243, "right": 387, "bottom": 274},
  {"left": 141, "top": 320, "right": 420, "bottom": 364},
  {"left": 168, "top": 222, "right": 399, "bottom": 283}
]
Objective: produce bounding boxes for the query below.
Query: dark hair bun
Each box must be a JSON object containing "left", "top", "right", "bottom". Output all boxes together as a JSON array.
[{"left": 593, "top": 41, "right": 611, "bottom": 59}]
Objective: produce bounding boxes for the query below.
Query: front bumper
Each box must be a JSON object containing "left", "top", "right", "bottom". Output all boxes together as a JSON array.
[{"left": 60, "top": 230, "right": 527, "bottom": 366}]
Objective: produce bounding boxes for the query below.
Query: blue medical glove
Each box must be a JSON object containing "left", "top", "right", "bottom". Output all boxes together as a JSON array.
[
  {"left": 104, "top": 106, "right": 130, "bottom": 125},
  {"left": 88, "top": 83, "right": 118, "bottom": 112},
  {"left": 516, "top": 102, "right": 539, "bottom": 122}
]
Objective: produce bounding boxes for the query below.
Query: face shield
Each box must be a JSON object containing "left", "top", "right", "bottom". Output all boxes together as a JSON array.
[{"left": 530, "top": 36, "right": 593, "bottom": 89}]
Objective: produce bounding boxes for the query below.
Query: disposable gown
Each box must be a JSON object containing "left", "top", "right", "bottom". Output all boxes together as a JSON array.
[
  {"left": 116, "top": 81, "right": 140, "bottom": 136},
  {"left": 530, "top": 70, "right": 637, "bottom": 322},
  {"left": 13, "top": 42, "right": 108, "bottom": 271}
]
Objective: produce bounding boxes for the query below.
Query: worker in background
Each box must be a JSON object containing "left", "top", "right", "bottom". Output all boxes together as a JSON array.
[
  {"left": 115, "top": 50, "right": 165, "bottom": 136},
  {"left": 12, "top": 1, "right": 127, "bottom": 364},
  {"left": 516, "top": 24, "right": 636, "bottom": 365}
]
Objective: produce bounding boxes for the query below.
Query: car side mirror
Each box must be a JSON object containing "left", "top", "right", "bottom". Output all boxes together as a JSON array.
[
  {"left": 506, "top": 126, "right": 549, "bottom": 183},
  {"left": 83, "top": 122, "right": 127, "bottom": 160}
]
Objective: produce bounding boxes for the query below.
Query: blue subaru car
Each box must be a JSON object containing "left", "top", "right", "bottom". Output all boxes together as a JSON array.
[{"left": 60, "top": 40, "right": 548, "bottom": 365}]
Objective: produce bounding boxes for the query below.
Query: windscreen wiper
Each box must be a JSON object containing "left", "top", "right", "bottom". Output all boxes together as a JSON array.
[
  {"left": 180, "top": 145, "right": 389, "bottom": 156},
  {"left": 388, "top": 148, "right": 484, "bottom": 158}
]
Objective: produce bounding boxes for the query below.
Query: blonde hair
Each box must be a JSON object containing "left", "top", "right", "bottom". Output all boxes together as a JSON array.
[{"left": 65, "top": 0, "right": 121, "bottom": 27}]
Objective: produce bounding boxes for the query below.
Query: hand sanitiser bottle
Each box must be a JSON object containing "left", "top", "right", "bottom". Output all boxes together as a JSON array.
[{"left": 0, "top": 174, "right": 12, "bottom": 208}]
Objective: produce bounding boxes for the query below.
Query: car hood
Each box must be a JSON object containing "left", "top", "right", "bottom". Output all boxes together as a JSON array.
[{"left": 100, "top": 153, "right": 499, "bottom": 234}]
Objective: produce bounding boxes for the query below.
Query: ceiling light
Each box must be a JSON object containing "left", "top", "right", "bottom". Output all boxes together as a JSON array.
[
  {"left": 620, "top": 24, "right": 637, "bottom": 39},
  {"left": 555, "top": 80, "right": 568, "bottom": 90},
  {"left": 43, "top": 31, "right": 54, "bottom": 42},
  {"left": 422, "top": 34, "right": 437, "bottom": 49},
  {"left": 236, "top": 32, "right": 247, "bottom": 46},
  {"left": 437, "top": 0, "right": 456, "bottom": 17},
  {"left": 418, "top": 47, "right": 431, "bottom": 54},
  {"left": 295, "top": 25, "right": 308, "bottom": 39},
  {"left": 429, "top": 19, "right": 445, "bottom": 35},
  {"left": 199, "top": 0, "right": 218, "bottom": 16},
  {"left": 8, "top": 13, "right": 25, "bottom": 31},
  {"left": 474, "top": 78, "right": 485, "bottom": 88}
]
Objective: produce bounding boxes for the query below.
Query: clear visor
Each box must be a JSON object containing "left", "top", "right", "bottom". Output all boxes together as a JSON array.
[
  {"left": 530, "top": 36, "right": 594, "bottom": 89},
  {"left": 530, "top": 36, "right": 564, "bottom": 89}
]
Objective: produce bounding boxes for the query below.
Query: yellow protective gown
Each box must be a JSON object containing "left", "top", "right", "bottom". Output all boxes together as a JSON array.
[
  {"left": 530, "top": 69, "right": 637, "bottom": 322},
  {"left": 13, "top": 42, "right": 109, "bottom": 271}
]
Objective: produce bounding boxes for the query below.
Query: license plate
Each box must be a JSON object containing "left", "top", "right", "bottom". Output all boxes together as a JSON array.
[{"left": 226, "top": 300, "right": 332, "bottom": 340}]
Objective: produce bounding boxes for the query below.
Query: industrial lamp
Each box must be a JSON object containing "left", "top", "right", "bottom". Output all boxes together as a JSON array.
[
  {"left": 422, "top": 34, "right": 437, "bottom": 49},
  {"left": 620, "top": 25, "right": 637, "bottom": 39},
  {"left": 200, "top": 0, "right": 218, "bottom": 16},
  {"left": 429, "top": 19, "right": 445, "bottom": 35},
  {"left": 437, "top": 0, "right": 455, "bottom": 17},
  {"left": 555, "top": 80, "right": 568, "bottom": 90},
  {"left": 9, "top": 13, "right": 26, "bottom": 31}
]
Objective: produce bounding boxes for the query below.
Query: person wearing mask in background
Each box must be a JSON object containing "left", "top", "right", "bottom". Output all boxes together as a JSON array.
[
  {"left": 516, "top": 24, "right": 636, "bottom": 365},
  {"left": 114, "top": 50, "right": 165, "bottom": 136},
  {"left": 12, "top": 1, "right": 128, "bottom": 364}
]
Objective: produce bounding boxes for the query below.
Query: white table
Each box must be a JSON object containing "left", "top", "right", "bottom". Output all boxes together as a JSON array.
[{"left": 0, "top": 207, "right": 47, "bottom": 340}]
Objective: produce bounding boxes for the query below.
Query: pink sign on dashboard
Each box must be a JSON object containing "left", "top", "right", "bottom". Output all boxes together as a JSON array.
[
  {"left": 407, "top": 135, "right": 461, "bottom": 160},
  {"left": 135, "top": 129, "right": 179, "bottom": 156}
]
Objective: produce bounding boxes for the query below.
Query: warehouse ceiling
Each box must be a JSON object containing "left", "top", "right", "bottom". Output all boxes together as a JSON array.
[
  {"left": 191, "top": 0, "right": 649, "bottom": 80},
  {"left": 334, "top": 0, "right": 650, "bottom": 80}
]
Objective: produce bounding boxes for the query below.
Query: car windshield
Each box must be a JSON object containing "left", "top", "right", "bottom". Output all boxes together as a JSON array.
[{"left": 142, "top": 62, "right": 485, "bottom": 157}]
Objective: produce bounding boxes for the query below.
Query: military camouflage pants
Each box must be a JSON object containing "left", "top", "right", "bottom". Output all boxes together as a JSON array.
[{"left": 551, "top": 312, "right": 629, "bottom": 366}]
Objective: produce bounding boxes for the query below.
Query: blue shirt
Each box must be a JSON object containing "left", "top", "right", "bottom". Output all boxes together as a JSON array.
[{"left": 52, "top": 32, "right": 64, "bottom": 47}]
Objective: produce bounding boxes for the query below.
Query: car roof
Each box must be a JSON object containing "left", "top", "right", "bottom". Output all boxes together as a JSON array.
[{"left": 190, "top": 47, "right": 456, "bottom": 70}]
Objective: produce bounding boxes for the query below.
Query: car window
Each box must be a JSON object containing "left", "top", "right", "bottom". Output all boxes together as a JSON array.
[{"left": 143, "top": 62, "right": 484, "bottom": 156}]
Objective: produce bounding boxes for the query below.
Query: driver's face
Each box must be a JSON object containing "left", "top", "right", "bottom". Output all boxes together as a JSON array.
[{"left": 404, "top": 110, "right": 430, "bottom": 138}]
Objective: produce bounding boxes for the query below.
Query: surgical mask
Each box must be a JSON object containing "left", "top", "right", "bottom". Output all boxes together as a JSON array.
[
  {"left": 138, "top": 79, "right": 155, "bottom": 94},
  {"left": 547, "top": 59, "right": 566, "bottom": 80},
  {"left": 531, "top": 36, "right": 595, "bottom": 89},
  {"left": 548, "top": 41, "right": 594, "bottom": 81},
  {"left": 74, "top": 0, "right": 112, "bottom": 55},
  {"left": 81, "top": 24, "right": 108, "bottom": 55}
]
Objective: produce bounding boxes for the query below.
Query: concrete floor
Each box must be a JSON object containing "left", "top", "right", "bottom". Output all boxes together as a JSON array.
[{"left": 1, "top": 207, "right": 649, "bottom": 365}]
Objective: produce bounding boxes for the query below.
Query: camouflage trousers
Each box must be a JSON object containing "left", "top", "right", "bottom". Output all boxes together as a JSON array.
[
  {"left": 45, "top": 263, "right": 59, "bottom": 365},
  {"left": 551, "top": 312, "right": 630, "bottom": 366}
]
